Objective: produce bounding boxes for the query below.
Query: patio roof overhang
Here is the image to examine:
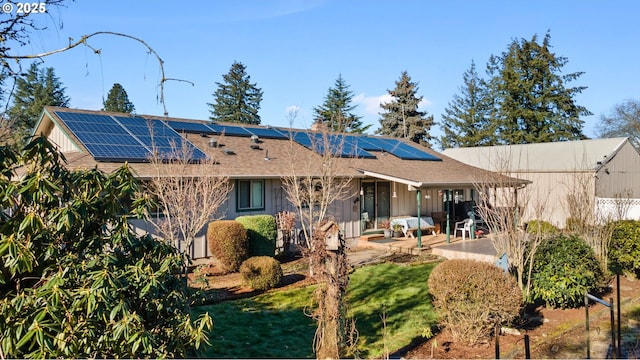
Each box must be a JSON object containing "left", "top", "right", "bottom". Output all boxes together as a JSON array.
[{"left": 356, "top": 168, "right": 530, "bottom": 190}]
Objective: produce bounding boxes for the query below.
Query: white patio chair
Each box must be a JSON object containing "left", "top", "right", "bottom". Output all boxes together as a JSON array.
[{"left": 454, "top": 218, "right": 474, "bottom": 241}]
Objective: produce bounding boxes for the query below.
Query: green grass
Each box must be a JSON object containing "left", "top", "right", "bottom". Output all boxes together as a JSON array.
[
  {"left": 347, "top": 262, "right": 439, "bottom": 358},
  {"left": 194, "top": 261, "right": 439, "bottom": 358}
]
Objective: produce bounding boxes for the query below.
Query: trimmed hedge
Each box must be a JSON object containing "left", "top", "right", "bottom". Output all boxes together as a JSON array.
[
  {"left": 427, "top": 259, "right": 522, "bottom": 345},
  {"left": 531, "top": 234, "right": 605, "bottom": 309},
  {"left": 526, "top": 220, "right": 559, "bottom": 237},
  {"left": 236, "top": 215, "right": 278, "bottom": 257},
  {"left": 608, "top": 220, "right": 640, "bottom": 277},
  {"left": 239, "top": 256, "right": 283, "bottom": 291},
  {"left": 207, "top": 220, "right": 248, "bottom": 273}
]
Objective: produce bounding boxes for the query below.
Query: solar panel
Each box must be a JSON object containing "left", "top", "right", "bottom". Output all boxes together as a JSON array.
[
  {"left": 55, "top": 111, "right": 150, "bottom": 161},
  {"left": 356, "top": 136, "right": 441, "bottom": 161},
  {"left": 114, "top": 116, "right": 207, "bottom": 161},
  {"left": 291, "top": 132, "right": 376, "bottom": 159},
  {"left": 165, "top": 120, "right": 216, "bottom": 134},
  {"left": 242, "top": 127, "right": 289, "bottom": 139},
  {"left": 207, "top": 123, "right": 253, "bottom": 137}
]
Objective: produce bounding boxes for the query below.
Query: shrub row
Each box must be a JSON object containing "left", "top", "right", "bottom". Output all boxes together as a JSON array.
[{"left": 206, "top": 214, "right": 279, "bottom": 273}]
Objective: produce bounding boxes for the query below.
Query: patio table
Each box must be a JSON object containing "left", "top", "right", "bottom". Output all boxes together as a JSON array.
[{"left": 391, "top": 217, "right": 437, "bottom": 238}]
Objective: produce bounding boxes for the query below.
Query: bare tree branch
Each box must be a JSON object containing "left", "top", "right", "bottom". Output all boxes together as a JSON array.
[{"left": 3, "top": 31, "right": 193, "bottom": 116}]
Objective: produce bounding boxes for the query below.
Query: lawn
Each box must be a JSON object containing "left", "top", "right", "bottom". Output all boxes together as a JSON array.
[{"left": 194, "top": 261, "right": 439, "bottom": 358}]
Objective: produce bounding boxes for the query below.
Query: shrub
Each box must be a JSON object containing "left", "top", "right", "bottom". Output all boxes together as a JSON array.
[
  {"left": 531, "top": 234, "right": 605, "bottom": 309},
  {"left": 236, "top": 215, "right": 278, "bottom": 257},
  {"left": 526, "top": 220, "right": 559, "bottom": 237},
  {"left": 207, "top": 220, "right": 248, "bottom": 272},
  {"left": 608, "top": 220, "right": 640, "bottom": 277},
  {"left": 240, "top": 256, "right": 283, "bottom": 290},
  {"left": 565, "top": 217, "right": 584, "bottom": 233},
  {"left": 427, "top": 259, "right": 522, "bottom": 345}
]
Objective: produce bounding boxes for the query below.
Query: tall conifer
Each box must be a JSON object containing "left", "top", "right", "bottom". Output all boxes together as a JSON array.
[
  {"left": 492, "top": 33, "right": 590, "bottom": 144},
  {"left": 439, "top": 61, "right": 494, "bottom": 149},
  {"left": 103, "top": 83, "right": 135, "bottom": 113},
  {"left": 9, "top": 63, "right": 69, "bottom": 141},
  {"left": 313, "top": 75, "right": 370, "bottom": 133},
  {"left": 377, "top": 71, "right": 434, "bottom": 147},
  {"left": 208, "top": 61, "right": 263, "bottom": 125}
]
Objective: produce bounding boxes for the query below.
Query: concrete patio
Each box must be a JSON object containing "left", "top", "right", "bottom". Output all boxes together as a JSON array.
[{"left": 355, "top": 232, "right": 499, "bottom": 263}]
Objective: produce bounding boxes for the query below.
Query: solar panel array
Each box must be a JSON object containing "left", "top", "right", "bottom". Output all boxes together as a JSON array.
[
  {"left": 291, "top": 132, "right": 441, "bottom": 161},
  {"left": 166, "top": 120, "right": 288, "bottom": 139},
  {"left": 57, "top": 110, "right": 440, "bottom": 162},
  {"left": 56, "top": 111, "right": 206, "bottom": 162}
]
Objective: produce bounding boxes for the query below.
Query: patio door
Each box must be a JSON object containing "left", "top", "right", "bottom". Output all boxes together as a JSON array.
[{"left": 362, "top": 181, "right": 390, "bottom": 229}]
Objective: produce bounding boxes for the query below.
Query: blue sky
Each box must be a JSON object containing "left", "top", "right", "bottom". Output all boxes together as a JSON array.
[{"left": 15, "top": 0, "right": 640, "bottom": 148}]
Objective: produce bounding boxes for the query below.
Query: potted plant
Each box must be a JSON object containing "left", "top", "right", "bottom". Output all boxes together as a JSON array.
[
  {"left": 381, "top": 220, "right": 391, "bottom": 238},
  {"left": 393, "top": 223, "right": 403, "bottom": 238}
]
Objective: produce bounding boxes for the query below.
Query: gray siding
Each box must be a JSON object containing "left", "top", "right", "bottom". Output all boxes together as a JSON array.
[{"left": 595, "top": 142, "right": 640, "bottom": 198}]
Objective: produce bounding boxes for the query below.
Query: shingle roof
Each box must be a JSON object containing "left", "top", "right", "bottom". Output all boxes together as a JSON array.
[
  {"left": 37, "top": 107, "right": 525, "bottom": 188},
  {"left": 442, "top": 138, "right": 630, "bottom": 172}
]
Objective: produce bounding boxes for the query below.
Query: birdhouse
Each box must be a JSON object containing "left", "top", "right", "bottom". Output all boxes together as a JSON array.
[{"left": 321, "top": 221, "right": 342, "bottom": 251}]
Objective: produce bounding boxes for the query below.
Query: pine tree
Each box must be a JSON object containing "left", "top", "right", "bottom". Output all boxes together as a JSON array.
[
  {"left": 9, "top": 63, "right": 70, "bottom": 141},
  {"left": 208, "top": 61, "right": 263, "bottom": 125},
  {"left": 103, "top": 83, "right": 135, "bottom": 113},
  {"left": 313, "top": 74, "right": 370, "bottom": 133},
  {"left": 439, "top": 61, "right": 495, "bottom": 149},
  {"left": 492, "top": 33, "right": 590, "bottom": 144},
  {"left": 377, "top": 71, "right": 434, "bottom": 147}
]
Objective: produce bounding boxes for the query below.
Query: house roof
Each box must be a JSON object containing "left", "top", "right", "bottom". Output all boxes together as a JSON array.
[
  {"left": 34, "top": 107, "right": 526, "bottom": 188},
  {"left": 442, "top": 138, "right": 631, "bottom": 173}
]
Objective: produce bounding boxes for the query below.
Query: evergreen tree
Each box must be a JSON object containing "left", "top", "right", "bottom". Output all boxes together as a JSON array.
[
  {"left": 491, "top": 33, "right": 590, "bottom": 144},
  {"left": 8, "top": 63, "right": 70, "bottom": 141},
  {"left": 376, "top": 71, "right": 434, "bottom": 146},
  {"left": 208, "top": 61, "right": 263, "bottom": 125},
  {"left": 439, "top": 61, "right": 495, "bottom": 149},
  {"left": 313, "top": 74, "right": 370, "bottom": 133},
  {"left": 103, "top": 83, "right": 135, "bottom": 113}
]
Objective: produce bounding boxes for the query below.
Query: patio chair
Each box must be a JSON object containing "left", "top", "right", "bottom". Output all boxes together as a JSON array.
[{"left": 454, "top": 218, "right": 474, "bottom": 241}]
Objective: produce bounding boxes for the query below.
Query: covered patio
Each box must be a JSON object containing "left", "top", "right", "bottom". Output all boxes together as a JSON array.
[{"left": 356, "top": 232, "right": 498, "bottom": 263}]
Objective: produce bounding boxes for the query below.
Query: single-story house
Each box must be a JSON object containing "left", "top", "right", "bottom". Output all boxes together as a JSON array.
[
  {"left": 34, "top": 106, "right": 526, "bottom": 258},
  {"left": 443, "top": 138, "right": 640, "bottom": 228}
]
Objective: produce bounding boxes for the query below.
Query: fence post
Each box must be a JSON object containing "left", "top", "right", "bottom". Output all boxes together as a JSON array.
[
  {"left": 494, "top": 323, "right": 500, "bottom": 359},
  {"left": 585, "top": 293, "right": 591, "bottom": 359},
  {"left": 610, "top": 297, "right": 617, "bottom": 359}
]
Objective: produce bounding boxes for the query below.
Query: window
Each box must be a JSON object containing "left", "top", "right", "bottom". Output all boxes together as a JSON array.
[{"left": 237, "top": 179, "right": 264, "bottom": 211}]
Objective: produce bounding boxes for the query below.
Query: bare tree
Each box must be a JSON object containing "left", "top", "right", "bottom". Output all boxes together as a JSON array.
[
  {"left": 564, "top": 171, "right": 632, "bottom": 271},
  {"left": 474, "top": 153, "right": 551, "bottom": 301},
  {"left": 147, "top": 134, "right": 231, "bottom": 273},
  {"left": 280, "top": 110, "right": 357, "bottom": 358},
  {"left": 280, "top": 110, "right": 356, "bottom": 248}
]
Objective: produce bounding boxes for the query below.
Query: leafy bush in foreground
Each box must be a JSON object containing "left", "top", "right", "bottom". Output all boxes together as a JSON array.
[
  {"left": 428, "top": 259, "right": 522, "bottom": 345},
  {"left": 608, "top": 220, "right": 640, "bottom": 277},
  {"left": 0, "top": 137, "right": 211, "bottom": 358},
  {"left": 531, "top": 234, "right": 605, "bottom": 309}
]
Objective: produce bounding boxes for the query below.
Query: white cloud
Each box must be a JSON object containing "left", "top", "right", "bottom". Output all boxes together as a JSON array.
[
  {"left": 353, "top": 93, "right": 433, "bottom": 116},
  {"left": 353, "top": 93, "right": 393, "bottom": 115}
]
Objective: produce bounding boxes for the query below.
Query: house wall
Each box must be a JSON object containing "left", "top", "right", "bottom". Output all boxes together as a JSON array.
[
  {"left": 48, "top": 125, "right": 81, "bottom": 152},
  {"left": 488, "top": 171, "right": 596, "bottom": 228},
  {"left": 595, "top": 142, "right": 640, "bottom": 198}
]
